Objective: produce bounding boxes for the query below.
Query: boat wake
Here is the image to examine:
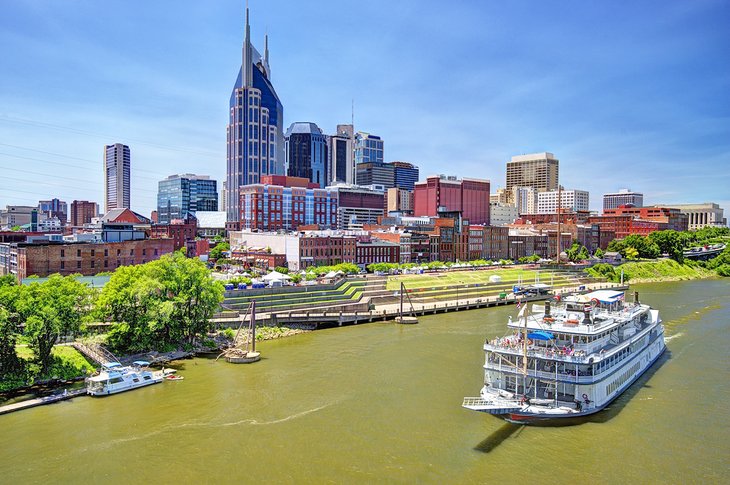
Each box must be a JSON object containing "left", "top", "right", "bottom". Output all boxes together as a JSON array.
[
  {"left": 86, "top": 403, "right": 336, "bottom": 451},
  {"left": 664, "top": 332, "right": 683, "bottom": 342},
  {"left": 220, "top": 402, "right": 333, "bottom": 427}
]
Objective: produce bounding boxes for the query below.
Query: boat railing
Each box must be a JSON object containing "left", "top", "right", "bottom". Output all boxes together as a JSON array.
[
  {"left": 484, "top": 361, "right": 597, "bottom": 384},
  {"left": 485, "top": 340, "right": 589, "bottom": 363}
]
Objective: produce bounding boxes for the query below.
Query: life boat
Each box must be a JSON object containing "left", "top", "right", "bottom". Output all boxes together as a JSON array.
[
  {"left": 565, "top": 319, "right": 580, "bottom": 325},
  {"left": 165, "top": 375, "right": 184, "bottom": 381},
  {"left": 543, "top": 317, "right": 556, "bottom": 323}
]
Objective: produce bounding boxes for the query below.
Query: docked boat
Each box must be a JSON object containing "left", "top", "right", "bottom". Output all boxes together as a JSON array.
[
  {"left": 86, "top": 361, "right": 164, "bottom": 396},
  {"left": 463, "top": 290, "right": 665, "bottom": 424}
]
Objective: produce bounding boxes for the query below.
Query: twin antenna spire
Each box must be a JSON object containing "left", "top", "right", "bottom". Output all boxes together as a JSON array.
[{"left": 241, "top": 2, "right": 270, "bottom": 89}]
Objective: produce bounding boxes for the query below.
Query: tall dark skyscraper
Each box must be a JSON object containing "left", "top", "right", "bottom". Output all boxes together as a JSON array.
[
  {"left": 285, "top": 122, "right": 328, "bottom": 188},
  {"left": 104, "top": 143, "right": 130, "bottom": 213},
  {"left": 328, "top": 124, "right": 354, "bottom": 185},
  {"left": 226, "top": 6, "right": 284, "bottom": 229}
]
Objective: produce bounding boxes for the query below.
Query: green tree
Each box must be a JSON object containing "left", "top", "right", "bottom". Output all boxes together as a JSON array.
[
  {"left": 0, "top": 307, "right": 22, "bottom": 375},
  {"left": 624, "top": 247, "right": 639, "bottom": 260},
  {"left": 594, "top": 248, "right": 605, "bottom": 259},
  {"left": 17, "top": 275, "right": 92, "bottom": 373},
  {"left": 147, "top": 252, "right": 224, "bottom": 345},
  {"left": 648, "top": 230, "right": 684, "bottom": 263},
  {"left": 209, "top": 242, "right": 230, "bottom": 261}
]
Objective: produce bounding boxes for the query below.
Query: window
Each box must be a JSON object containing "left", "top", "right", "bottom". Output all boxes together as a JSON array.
[
  {"left": 154, "top": 249, "right": 158, "bottom": 256},
  {"left": 142, "top": 249, "right": 146, "bottom": 256},
  {"left": 117, "top": 249, "right": 121, "bottom": 256},
  {"left": 130, "top": 249, "right": 134, "bottom": 256},
  {"left": 76, "top": 261, "right": 81, "bottom": 269},
  {"left": 91, "top": 260, "right": 95, "bottom": 268},
  {"left": 104, "top": 249, "right": 108, "bottom": 257},
  {"left": 60, "top": 249, "right": 65, "bottom": 257},
  {"left": 91, "top": 249, "right": 95, "bottom": 257},
  {"left": 77, "top": 249, "right": 81, "bottom": 257},
  {"left": 104, "top": 260, "right": 108, "bottom": 268},
  {"left": 60, "top": 261, "right": 65, "bottom": 269}
]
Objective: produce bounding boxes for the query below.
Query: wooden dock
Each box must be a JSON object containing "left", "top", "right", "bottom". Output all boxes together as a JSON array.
[{"left": 0, "top": 388, "right": 87, "bottom": 416}]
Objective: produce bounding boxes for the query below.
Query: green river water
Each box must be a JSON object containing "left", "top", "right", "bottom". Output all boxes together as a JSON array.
[{"left": 1, "top": 279, "right": 729, "bottom": 484}]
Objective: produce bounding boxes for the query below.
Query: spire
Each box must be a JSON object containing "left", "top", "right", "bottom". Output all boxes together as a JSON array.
[{"left": 242, "top": 2, "right": 252, "bottom": 88}]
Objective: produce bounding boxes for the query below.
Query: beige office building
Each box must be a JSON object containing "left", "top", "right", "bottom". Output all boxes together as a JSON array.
[
  {"left": 505, "top": 152, "right": 559, "bottom": 203},
  {"left": 668, "top": 203, "right": 726, "bottom": 230}
]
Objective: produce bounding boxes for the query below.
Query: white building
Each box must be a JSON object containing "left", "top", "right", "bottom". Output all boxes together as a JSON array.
[
  {"left": 490, "top": 203, "right": 519, "bottom": 226},
  {"left": 537, "top": 189, "right": 590, "bottom": 214},
  {"left": 603, "top": 189, "right": 643, "bottom": 211}
]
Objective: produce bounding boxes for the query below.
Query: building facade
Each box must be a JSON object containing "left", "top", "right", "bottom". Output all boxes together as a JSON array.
[
  {"left": 38, "top": 199, "right": 67, "bottom": 225},
  {"left": 667, "top": 203, "right": 726, "bottom": 230},
  {"left": 413, "top": 175, "right": 490, "bottom": 225},
  {"left": 104, "top": 143, "right": 131, "bottom": 213},
  {"left": 11, "top": 238, "right": 175, "bottom": 280},
  {"left": 285, "top": 122, "right": 328, "bottom": 188},
  {"left": 603, "top": 189, "right": 643, "bottom": 211},
  {"left": 70, "top": 200, "right": 98, "bottom": 227},
  {"left": 239, "top": 183, "right": 338, "bottom": 231},
  {"left": 356, "top": 161, "right": 395, "bottom": 188},
  {"left": 157, "top": 174, "right": 218, "bottom": 224},
  {"left": 331, "top": 185, "right": 385, "bottom": 230},
  {"left": 226, "top": 7, "right": 284, "bottom": 230},
  {"left": 489, "top": 202, "right": 519, "bottom": 226},
  {"left": 537, "top": 189, "right": 590, "bottom": 214},
  {"left": 505, "top": 152, "right": 559, "bottom": 203},
  {"left": 328, "top": 124, "right": 354, "bottom": 185},
  {"left": 391, "top": 161, "right": 419, "bottom": 191},
  {"left": 386, "top": 188, "right": 414, "bottom": 214},
  {"left": 354, "top": 132, "right": 383, "bottom": 166}
]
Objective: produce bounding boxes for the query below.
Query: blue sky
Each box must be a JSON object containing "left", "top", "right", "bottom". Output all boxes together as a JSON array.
[{"left": 1, "top": 0, "right": 728, "bottom": 217}]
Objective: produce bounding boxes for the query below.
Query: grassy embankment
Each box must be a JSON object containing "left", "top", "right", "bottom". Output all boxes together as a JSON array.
[
  {"left": 0, "top": 345, "right": 96, "bottom": 392},
  {"left": 586, "top": 259, "right": 715, "bottom": 284}
]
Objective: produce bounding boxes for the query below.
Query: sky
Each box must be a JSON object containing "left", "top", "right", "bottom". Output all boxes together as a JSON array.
[{"left": 1, "top": 0, "right": 729, "bottom": 217}]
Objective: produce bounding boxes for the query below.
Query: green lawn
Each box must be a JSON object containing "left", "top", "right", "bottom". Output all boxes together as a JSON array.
[{"left": 386, "top": 268, "right": 561, "bottom": 291}]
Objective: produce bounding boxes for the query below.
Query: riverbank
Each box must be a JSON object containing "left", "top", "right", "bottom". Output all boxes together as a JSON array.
[{"left": 586, "top": 259, "right": 717, "bottom": 284}]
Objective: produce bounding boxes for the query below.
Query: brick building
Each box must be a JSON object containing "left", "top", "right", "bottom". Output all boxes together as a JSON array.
[
  {"left": 413, "top": 175, "right": 490, "bottom": 225},
  {"left": 356, "top": 239, "right": 400, "bottom": 266},
  {"left": 11, "top": 238, "right": 175, "bottom": 280},
  {"left": 150, "top": 218, "right": 197, "bottom": 250}
]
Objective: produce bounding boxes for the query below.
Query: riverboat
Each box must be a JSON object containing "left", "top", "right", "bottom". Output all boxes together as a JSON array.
[
  {"left": 86, "top": 361, "right": 164, "bottom": 396},
  {"left": 463, "top": 289, "right": 665, "bottom": 424}
]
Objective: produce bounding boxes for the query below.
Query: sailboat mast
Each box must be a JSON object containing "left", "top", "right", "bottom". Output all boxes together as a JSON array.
[
  {"left": 251, "top": 300, "right": 256, "bottom": 353},
  {"left": 400, "top": 282, "right": 404, "bottom": 317}
]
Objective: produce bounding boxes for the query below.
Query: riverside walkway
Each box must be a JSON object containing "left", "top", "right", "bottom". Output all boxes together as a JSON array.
[
  {"left": 0, "top": 388, "right": 87, "bottom": 416},
  {"left": 211, "top": 282, "right": 627, "bottom": 330}
]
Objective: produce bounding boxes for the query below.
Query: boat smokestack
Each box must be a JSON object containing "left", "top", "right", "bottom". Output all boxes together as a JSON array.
[
  {"left": 544, "top": 300, "right": 551, "bottom": 317},
  {"left": 634, "top": 291, "right": 639, "bottom": 304}
]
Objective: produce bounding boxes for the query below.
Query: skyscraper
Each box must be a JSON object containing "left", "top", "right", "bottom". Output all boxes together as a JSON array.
[
  {"left": 226, "top": 6, "right": 284, "bottom": 230},
  {"left": 285, "top": 122, "right": 328, "bottom": 188},
  {"left": 104, "top": 143, "right": 130, "bottom": 213},
  {"left": 505, "top": 152, "right": 559, "bottom": 203},
  {"left": 157, "top": 174, "right": 218, "bottom": 224},
  {"left": 390, "top": 161, "right": 419, "bottom": 191},
  {"left": 354, "top": 132, "right": 384, "bottom": 166},
  {"left": 328, "top": 124, "right": 354, "bottom": 185}
]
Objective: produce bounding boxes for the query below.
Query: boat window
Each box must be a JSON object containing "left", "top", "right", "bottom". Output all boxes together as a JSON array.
[
  {"left": 144, "top": 376, "right": 151, "bottom": 380},
  {"left": 133, "top": 378, "right": 139, "bottom": 383},
  {"left": 109, "top": 377, "right": 124, "bottom": 384}
]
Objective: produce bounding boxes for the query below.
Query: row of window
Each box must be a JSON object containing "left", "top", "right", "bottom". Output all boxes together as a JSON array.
[
  {"left": 59, "top": 248, "right": 159, "bottom": 257},
  {"left": 606, "top": 362, "right": 641, "bottom": 396}
]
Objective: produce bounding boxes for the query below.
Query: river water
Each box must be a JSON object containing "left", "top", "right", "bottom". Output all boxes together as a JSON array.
[{"left": 1, "top": 279, "right": 728, "bottom": 483}]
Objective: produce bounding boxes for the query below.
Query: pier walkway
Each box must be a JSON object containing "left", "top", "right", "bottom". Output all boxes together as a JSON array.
[{"left": 0, "top": 388, "right": 87, "bottom": 416}]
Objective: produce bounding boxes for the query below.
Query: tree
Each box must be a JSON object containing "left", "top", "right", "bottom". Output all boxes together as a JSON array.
[
  {"left": 147, "top": 252, "right": 224, "bottom": 345},
  {"left": 594, "top": 248, "right": 605, "bottom": 259},
  {"left": 0, "top": 307, "right": 22, "bottom": 375},
  {"left": 624, "top": 247, "right": 639, "bottom": 260},
  {"left": 98, "top": 253, "right": 224, "bottom": 352},
  {"left": 209, "top": 242, "right": 230, "bottom": 261},
  {"left": 16, "top": 275, "right": 92, "bottom": 373},
  {"left": 648, "top": 230, "right": 684, "bottom": 263}
]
